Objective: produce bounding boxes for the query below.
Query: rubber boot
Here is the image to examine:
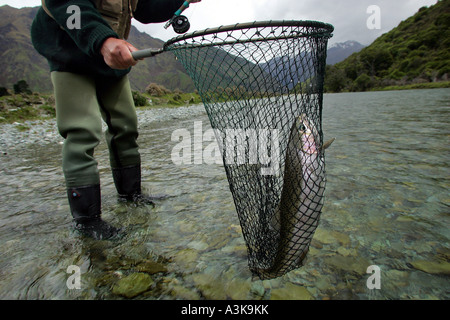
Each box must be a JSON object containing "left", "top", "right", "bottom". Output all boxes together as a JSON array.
[
  {"left": 112, "top": 165, "right": 155, "bottom": 206},
  {"left": 67, "top": 185, "right": 120, "bottom": 239}
]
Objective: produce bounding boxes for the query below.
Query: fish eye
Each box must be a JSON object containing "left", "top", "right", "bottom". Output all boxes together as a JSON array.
[{"left": 299, "top": 124, "right": 306, "bottom": 131}]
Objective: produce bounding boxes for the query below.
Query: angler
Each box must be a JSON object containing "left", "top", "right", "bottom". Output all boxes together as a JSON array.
[{"left": 31, "top": 0, "right": 201, "bottom": 239}]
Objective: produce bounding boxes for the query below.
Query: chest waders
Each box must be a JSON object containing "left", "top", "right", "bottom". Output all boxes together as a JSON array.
[
  {"left": 52, "top": 72, "right": 150, "bottom": 239},
  {"left": 47, "top": 0, "right": 153, "bottom": 240}
]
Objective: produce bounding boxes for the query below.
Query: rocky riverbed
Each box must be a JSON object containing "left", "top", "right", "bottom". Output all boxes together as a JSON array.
[{"left": 1, "top": 90, "right": 449, "bottom": 300}]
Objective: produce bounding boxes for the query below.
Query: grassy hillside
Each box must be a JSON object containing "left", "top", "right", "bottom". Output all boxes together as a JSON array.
[{"left": 324, "top": 0, "right": 450, "bottom": 92}]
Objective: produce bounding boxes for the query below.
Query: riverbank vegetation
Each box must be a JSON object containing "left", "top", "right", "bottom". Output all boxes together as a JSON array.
[
  {"left": 0, "top": 81, "right": 202, "bottom": 124},
  {"left": 324, "top": 0, "right": 450, "bottom": 93}
]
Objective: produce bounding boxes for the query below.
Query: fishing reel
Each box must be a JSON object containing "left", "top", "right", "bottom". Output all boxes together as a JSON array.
[
  {"left": 171, "top": 15, "right": 190, "bottom": 34},
  {"left": 164, "top": 0, "right": 193, "bottom": 34}
]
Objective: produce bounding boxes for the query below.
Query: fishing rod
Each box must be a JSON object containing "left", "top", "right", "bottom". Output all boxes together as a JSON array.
[
  {"left": 131, "top": 0, "right": 194, "bottom": 60},
  {"left": 164, "top": 0, "right": 193, "bottom": 34}
]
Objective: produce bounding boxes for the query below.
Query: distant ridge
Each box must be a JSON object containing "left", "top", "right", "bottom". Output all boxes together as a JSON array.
[
  {"left": 326, "top": 41, "right": 366, "bottom": 65},
  {"left": 324, "top": 0, "right": 450, "bottom": 92}
]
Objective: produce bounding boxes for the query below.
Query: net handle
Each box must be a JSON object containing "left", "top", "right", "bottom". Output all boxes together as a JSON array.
[{"left": 132, "top": 48, "right": 164, "bottom": 60}]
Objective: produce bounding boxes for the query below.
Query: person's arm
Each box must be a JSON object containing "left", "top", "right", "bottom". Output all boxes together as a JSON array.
[
  {"left": 101, "top": 0, "right": 202, "bottom": 69},
  {"left": 134, "top": 0, "right": 201, "bottom": 24},
  {"left": 43, "top": 0, "right": 118, "bottom": 58},
  {"left": 44, "top": 0, "right": 139, "bottom": 70},
  {"left": 100, "top": 0, "right": 204, "bottom": 70}
]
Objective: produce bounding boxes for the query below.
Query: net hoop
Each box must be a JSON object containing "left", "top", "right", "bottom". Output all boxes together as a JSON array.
[{"left": 164, "top": 20, "right": 334, "bottom": 50}]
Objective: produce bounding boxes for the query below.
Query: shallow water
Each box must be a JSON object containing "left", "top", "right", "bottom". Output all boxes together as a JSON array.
[{"left": 0, "top": 88, "right": 448, "bottom": 300}]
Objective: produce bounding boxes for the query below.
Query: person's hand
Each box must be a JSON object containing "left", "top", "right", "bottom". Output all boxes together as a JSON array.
[
  {"left": 100, "top": 37, "right": 139, "bottom": 69},
  {"left": 190, "top": 0, "right": 201, "bottom": 3}
]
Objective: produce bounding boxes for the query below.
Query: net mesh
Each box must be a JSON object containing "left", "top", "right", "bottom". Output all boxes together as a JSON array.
[{"left": 165, "top": 21, "right": 334, "bottom": 280}]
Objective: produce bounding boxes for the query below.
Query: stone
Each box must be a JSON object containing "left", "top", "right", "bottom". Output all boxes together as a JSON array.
[
  {"left": 173, "top": 248, "right": 199, "bottom": 269},
  {"left": 384, "top": 270, "right": 410, "bottom": 290},
  {"left": 112, "top": 273, "right": 153, "bottom": 298},
  {"left": 170, "top": 284, "right": 201, "bottom": 300},
  {"left": 250, "top": 281, "right": 265, "bottom": 298},
  {"left": 208, "top": 233, "right": 230, "bottom": 250},
  {"left": 270, "top": 283, "right": 313, "bottom": 300},
  {"left": 188, "top": 240, "right": 209, "bottom": 251},
  {"left": 337, "top": 247, "right": 357, "bottom": 257},
  {"left": 136, "top": 260, "right": 168, "bottom": 274},
  {"left": 225, "top": 279, "right": 252, "bottom": 300},
  {"left": 315, "top": 276, "right": 334, "bottom": 292},
  {"left": 192, "top": 273, "right": 227, "bottom": 300},
  {"left": 436, "top": 247, "right": 450, "bottom": 260},
  {"left": 310, "top": 239, "right": 323, "bottom": 249},
  {"left": 324, "top": 255, "right": 369, "bottom": 276},
  {"left": 313, "top": 229, "right": 351, "bottom": 246},
  {"left": 410, "top": 260, "right": 450, "bottom": 275},
  {"left": 396, "top": 215, "right": 415, "bottom": 222},
  {"left": 221, "top": 244, "right": 248, "bottom": 258}
]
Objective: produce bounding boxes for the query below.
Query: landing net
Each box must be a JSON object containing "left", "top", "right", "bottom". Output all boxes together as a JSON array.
[{"left": 165, "top": 21, "right": 334, "bottom": 280}]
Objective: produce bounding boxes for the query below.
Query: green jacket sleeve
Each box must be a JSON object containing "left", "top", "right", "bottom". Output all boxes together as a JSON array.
[
  {"left": 43, "top": 0, "right": 118, "bottom": 58},
  {"left": 134, "top": 0, "right": 184, "bottom": 23}
]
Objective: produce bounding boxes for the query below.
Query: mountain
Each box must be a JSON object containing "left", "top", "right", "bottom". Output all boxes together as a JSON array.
[
  {"left": 326, "top": 41, "right": 366, "bottom": 65},
  {"left": 0, "top": 6, "right": 49, "bottom": 92},
  {"left": 324, "top": 0, "right": 450, "bottom": 92},
  {"left": 256, "top": 39, "right": 365, "bottom": 91},
  {"left": 259, "top": 53, "right": 314, "bottom": 91},
  {"left": 0, "top": 5, "right": 195, "bottom": 93}
]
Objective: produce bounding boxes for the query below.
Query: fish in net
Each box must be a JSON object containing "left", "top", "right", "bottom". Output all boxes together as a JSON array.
[{"left": 138, "top": 21, "right": 334, "bottom": 280}]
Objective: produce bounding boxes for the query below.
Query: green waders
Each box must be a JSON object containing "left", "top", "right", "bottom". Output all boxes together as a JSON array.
[{"left": 52, "top": 71, "right": 147, "bottom": 239}]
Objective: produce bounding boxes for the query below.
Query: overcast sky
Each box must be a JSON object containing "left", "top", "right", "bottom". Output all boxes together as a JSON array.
[{"left": 0, "top": 0, "right": 438, "bottom": 45}]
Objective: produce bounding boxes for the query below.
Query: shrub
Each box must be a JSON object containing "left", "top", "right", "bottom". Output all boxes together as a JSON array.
[
  {"left": 354, "top": 73, "right": 373, "bottom": 91},
  {"left": 132, "top": 91, "right": 149, "bottom": 107},
  {"left": 13, "top": 80, "right": 32, "bottom": 95},
  {"left": 0, "top": 87, "right": 9, "bottom": 97},
  {"left": 324, "top": 65, "right": 347, "bottom": 92},
  {"left": 145, "top": 83, "right": 171, "bottom": 97}
]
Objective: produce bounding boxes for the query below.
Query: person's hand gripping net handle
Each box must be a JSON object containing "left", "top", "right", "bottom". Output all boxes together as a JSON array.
[{"left": 131, "top": 48, "right": 164, "bottom": 60}]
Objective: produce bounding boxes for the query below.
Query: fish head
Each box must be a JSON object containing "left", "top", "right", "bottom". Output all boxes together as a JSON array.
[{"left": 294, "top": 114, "right": 319, "bottom": 155}]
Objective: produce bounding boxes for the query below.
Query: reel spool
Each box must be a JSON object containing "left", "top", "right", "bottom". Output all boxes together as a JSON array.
[{"left": 172, "top": 15, "right": 190, "bottom": 34}]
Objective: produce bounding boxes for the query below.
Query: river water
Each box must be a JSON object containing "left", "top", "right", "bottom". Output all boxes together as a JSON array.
[{"left": 0, "top": 88, "right": 448, "bottom": 300}]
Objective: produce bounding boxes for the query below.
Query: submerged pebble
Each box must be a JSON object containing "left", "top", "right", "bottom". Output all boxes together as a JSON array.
[
  {"left": 270, "top": 283, "right": 313, "bottom": 300},
  {"left": 410, "top": 260, "right": 450, "bottom": 275},
  {"left": 112, "top": 273, "right": 154, "bottom": 298}
]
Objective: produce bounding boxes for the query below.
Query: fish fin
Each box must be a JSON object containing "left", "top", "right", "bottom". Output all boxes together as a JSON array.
[{"left": 322, "top": 138, "right": 336, "bottom": 150}]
